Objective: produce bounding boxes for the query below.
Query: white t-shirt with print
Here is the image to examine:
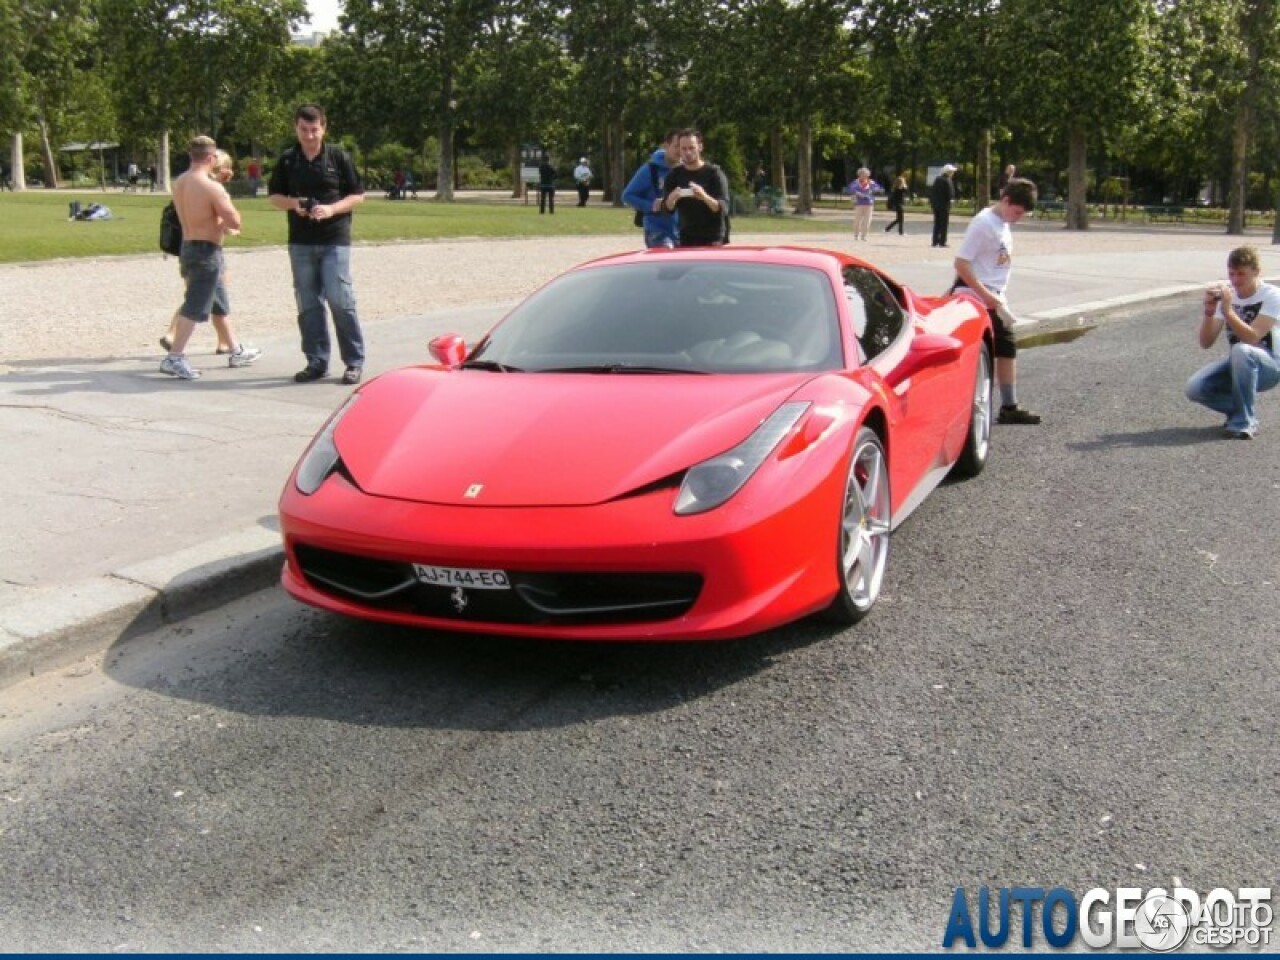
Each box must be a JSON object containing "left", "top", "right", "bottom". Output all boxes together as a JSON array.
[
  {"left": 1216, "top": 280, "right": 1280, "bottom": 358},
  {"left": 956, "top": 206, "right": 1013, "bottom": 300}
]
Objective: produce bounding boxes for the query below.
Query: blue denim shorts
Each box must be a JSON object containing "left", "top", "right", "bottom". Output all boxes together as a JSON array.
[{"left": 178, "top": 241, "right": 228, "bottom": 322}]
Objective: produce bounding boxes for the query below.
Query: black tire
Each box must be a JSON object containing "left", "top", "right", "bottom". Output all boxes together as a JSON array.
[
  {"left": 823, "top": 427, "right": 891, "bottom": 625},
  {"left": 951, "top": 342, "right": 992, "bottom": 479}
]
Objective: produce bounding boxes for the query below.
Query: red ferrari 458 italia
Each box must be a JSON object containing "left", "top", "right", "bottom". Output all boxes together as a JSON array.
[{"left": 279, "top": 245, "right": 994, "bottom": 641}]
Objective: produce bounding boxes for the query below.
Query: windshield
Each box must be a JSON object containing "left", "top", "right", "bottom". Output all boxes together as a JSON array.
[{"left": 467, "top": 260, "right": 843, "bottom": 374}]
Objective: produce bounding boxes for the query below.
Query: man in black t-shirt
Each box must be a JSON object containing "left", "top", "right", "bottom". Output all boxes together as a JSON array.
[
  {"left": 268, "top": 103, "right": 367, "bottom": 384},
  {"left": 662, "top": 129, "right": 729, "bottom": 247},
  {"left": 537, "top": 155, "right": 556, "bottom": 215}
]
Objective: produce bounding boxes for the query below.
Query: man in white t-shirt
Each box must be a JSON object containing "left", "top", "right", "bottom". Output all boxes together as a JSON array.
[
  {"left": 953, "top": 178, "right": 1040, "bottom": 424},
  {"left": 573, "top": 157, "right": 592, "bottom": 206},
  {"left": 1185, "top": 245, "right": 1280, "bottom": 439}
]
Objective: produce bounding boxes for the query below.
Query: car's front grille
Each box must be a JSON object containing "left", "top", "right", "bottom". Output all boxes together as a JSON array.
[{"left": 293, "top": 545, "right": 702, "bottom": 626}]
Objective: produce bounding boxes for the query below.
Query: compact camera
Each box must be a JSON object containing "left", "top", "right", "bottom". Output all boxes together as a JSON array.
[
  {"left": 299, "top": 197, "right": 318, "bottom": 213},
  {"left": 678, "top": 188, "right": 694, "bottom": 198}
]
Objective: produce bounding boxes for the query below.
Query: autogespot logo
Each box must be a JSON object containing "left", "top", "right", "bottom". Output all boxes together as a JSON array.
[
  {"left": 1134, "top": 893, "right": 1191, "bottom": 952},
  {"left": 942, "top": 885, "right": 1273, "bottom": 951}
]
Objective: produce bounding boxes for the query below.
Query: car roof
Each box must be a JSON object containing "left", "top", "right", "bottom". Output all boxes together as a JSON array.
[{"left": 576, "top": 245, "right": 858, "bottom": 274}]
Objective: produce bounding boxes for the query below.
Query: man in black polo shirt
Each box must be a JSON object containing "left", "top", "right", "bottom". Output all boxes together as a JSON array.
[
  {"left": 662, "top": 129, "right": 729, "bottom": 247},
  {"left": 268, "top": 103, "right": 367, "bottom": 384}
]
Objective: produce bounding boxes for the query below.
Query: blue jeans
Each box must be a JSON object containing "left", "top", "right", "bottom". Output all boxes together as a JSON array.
[
  {"left": 644, "top": 227, "right": 676, "bottom": 249},
  {"left": 288, "top": 244, "right": 365, "bottom": 371},
  {"left": 1185, "top": 342, "right": 1280, "bottom": 434}
]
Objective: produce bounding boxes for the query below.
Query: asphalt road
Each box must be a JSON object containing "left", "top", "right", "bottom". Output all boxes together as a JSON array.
[{"left": 1, "top": 297, "right": 1277, "bottom": 952}]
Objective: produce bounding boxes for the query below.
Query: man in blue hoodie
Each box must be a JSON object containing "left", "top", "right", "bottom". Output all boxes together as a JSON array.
[{"left": 622, "top": 129, "right": 681, "bottom": 248}]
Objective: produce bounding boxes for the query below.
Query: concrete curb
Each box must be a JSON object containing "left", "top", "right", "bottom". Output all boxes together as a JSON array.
[
  {"left": 1026, "top": 282, "right": 1208, "bottom": 325},
  {"left": 0, "top": 526, "right": 283, "bottom": 690}
]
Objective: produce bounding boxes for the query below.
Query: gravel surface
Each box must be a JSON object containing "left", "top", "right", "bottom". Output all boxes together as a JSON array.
[{"left": 0, "top": 215, "right": 1244, "bottom": 368}]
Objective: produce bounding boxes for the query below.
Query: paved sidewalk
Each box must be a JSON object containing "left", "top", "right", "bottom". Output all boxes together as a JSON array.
[{"left": 1, "top": 220, "right": 1273, "bottom": 686}]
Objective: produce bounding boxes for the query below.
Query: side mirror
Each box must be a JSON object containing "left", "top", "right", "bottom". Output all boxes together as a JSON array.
[
  {"left": 429, "top": 333, "right": 467, "bottom": 369},
  {"left": 885, "top": 333, "right": 962, "bottom": 387}
]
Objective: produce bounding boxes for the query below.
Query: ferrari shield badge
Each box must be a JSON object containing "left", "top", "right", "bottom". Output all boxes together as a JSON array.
[{"left": 451, "top": 586, "right": 468, "bottom": 613}]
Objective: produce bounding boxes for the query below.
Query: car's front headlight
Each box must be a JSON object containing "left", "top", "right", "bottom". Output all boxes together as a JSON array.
[
  {"left": 674, "top": 402, "right": 810, "bottom": 515},
  {"left": 295, "top": 395, "right": 358, "bottom": 495}
]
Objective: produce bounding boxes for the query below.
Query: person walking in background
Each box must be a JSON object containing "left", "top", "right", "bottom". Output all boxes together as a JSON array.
[
  {"left": 1185, "top": 245, "right": 1280, "bottom": 439},
  {"left": 662, "top": 129, "right": 729, "bottom": 248},
  {"left": 268, "top": 102, "right": 367, "bottom": 385},
  {"left": 845, "top": 167, "right": 881, "bottom": 241},
  {"left": 537, "top": 154, "right": 556, "bottom": 215},
  {"left": 752, "top": 166, "right": 768, "bottom": 198},
  {"left": 953, "top": 177, "right": 1041, "bottom": 425},
  {"left": 246, "top": 157, "right": 261, "bottom": 196},
  {"left": 930, "top": 163, "right": 957, "bottom": 247},
  {"left": 161, "top": 149, "right": 254, "bottom": 359},
  {"left": 159, "top": 137, "right": 261, "bottom": 380},
  {"left": 883, "top": 175, "right": 909, "bottom": 236},
  {"left": 573, "top": 157, "right": 592, "bottom": 206},
  {"left": 622, "top": 129, "right": 680, "bottom": 248}
]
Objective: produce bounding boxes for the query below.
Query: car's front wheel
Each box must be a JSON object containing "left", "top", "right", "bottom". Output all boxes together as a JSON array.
[
  {"left": 951, "top": 342, "right": 992, "bottom": 479},
  {"left": 824, "top": 426, "right": 891, "bottom": 625}
]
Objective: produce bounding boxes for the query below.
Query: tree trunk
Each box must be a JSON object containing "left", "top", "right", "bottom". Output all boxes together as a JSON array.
[
  {"left": 435, "top": 68, "right": 456, "bottom": 201},
  {"left": 158, "top": 131, "right": 171, "bottom": 193},
  {"left": 507, "top": 141, "right": 521, "bottom": 199},
  {"left": 1272, "top": 181, "right": 1280, "bottom": 245},
  {"left": 1066, "top": 124, "right": 1088, "bottom": 230},
  {"left": 769, "top": 125, "right": 785, "bottom": 202},
  {"left": 435, "top": 118, "right": 455, "bottom": 200},
  {"left": 1227, "top": 97, "right": 1250, "bottom": 235},
  {"left": 37, "top": 116, "right": 60, "bottom": 190},
  {"left": 978, "top": 127, "right": 991, "bottom": 209},
  {"left": 11, "top": 132, "right": 25, "bottom": 192},
  {"left": 607, "top": 116, "right": 625, "bottom": 205},
  {"left": 794, "top": 117, "right": 813, "bottom": 215}
]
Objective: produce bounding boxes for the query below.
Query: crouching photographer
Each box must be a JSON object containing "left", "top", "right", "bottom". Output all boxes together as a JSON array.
[{"left": 1185, "top": 245, "right": 1280, "bottom": 440}]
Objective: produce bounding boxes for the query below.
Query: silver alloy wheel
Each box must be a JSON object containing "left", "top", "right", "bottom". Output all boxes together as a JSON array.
[
  {"left": 970, "top": 345, "right": 992, "bottom": 462},
  {"left": 840, "top": 429, "right": 891, "bottom": 615},
  {"left": 952, "top": 343, "right": 993, "bottom": 479}
]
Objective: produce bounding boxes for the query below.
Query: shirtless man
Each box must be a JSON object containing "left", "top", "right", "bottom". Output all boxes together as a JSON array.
[
  {"left": 160, "top": 136, "right": 261, "bottom": 380},
  {"left": 159, "top": 149, "right": 250, "bottom": 357}
]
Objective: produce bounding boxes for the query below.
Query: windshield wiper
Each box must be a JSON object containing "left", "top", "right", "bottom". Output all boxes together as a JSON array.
[
  {"left": 460, "top": 359, "right": 523, "bottom": 372},
  {"left": 540, "top": 364, "right": 706, "bottom": 375}
]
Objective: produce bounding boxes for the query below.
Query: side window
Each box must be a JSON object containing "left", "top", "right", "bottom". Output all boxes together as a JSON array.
[{"left": 842, "top": 265, "right": 905, "bottom": 361}]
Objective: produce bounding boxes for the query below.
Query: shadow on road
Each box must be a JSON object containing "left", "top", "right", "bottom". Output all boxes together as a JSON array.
[
  {"left": 103, "top": 591, "right": 848, "bottom": 733},
  {"left": 1067, "top": 425, "right": 1224, "bottom": 450}
]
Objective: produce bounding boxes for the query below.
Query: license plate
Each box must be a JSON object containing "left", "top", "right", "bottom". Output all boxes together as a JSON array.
[{"left": 413, "top": 564, "right": 511, "bottom": 590}]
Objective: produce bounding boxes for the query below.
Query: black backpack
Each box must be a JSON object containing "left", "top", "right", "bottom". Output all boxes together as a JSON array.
[{"left": 159, "top": 202, "right": 182, "bottom": 256}]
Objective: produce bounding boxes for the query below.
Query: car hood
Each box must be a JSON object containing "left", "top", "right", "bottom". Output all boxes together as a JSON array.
[{"left": 334, "top": 368, "right": 814, "bottom": 507}]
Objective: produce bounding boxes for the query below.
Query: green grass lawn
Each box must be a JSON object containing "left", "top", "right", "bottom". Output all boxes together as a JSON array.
[{"left": 0, "top": 189, "right": 841, "bottom": 264}]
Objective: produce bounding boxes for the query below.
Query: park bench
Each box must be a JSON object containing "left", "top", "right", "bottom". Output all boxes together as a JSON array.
[
  {"left": 1144, "top": 205, "right": 1185, "bottom": 222},
  {"left": 1035, "top": 201, "right": 1066, "bottom": 219}
]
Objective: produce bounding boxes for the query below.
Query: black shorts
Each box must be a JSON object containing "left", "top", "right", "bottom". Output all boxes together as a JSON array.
[
  {"left": 989, "top": 305, "right": 1017, "bottom": 359},
  {"left": 955, "top": 281, "right": 1017, "bottom": 359}
]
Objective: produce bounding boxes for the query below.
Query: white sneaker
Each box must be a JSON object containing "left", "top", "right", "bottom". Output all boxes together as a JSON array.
[
  {"left": 160, "top": 354, "right": 201, "bottom": 380},
  {"left": 227, "top": 344, "right": 262, "bottom": 368}
]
